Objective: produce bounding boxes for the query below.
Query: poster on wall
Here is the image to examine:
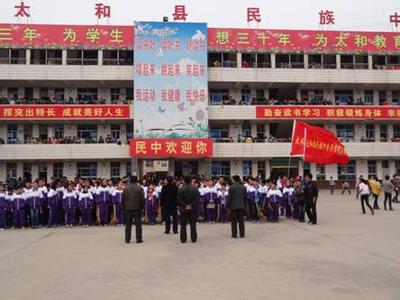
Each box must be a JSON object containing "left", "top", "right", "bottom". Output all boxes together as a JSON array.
[{"left": 133, "top": 21, "right": 208, "bottom": 138}]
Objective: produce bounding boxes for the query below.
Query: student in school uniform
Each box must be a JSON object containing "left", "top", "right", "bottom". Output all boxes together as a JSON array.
[
  {"left": 257, "top": 181, "right": 268, "bottom": 220},
  {"left": 63, "top": 183, "right": 78, "bottom": 227},
  {"left": 55, "top": 181, "right": 65, "bottom": 225},
  {"left": 0, "top": 185, "right": 7, "bottom": 230},
  {"left": 293, "top": 178, "right": 305, "bottom": 222},
  {"left": 96, "top": 179, "right": 111, "bottom": 226},
  {"left": 247, "top": 178, "right": 260, "bottom": 224},
  {"left": 79, "top": 185, "right": 94, "bottom": 227},
  {"left": 38, "top": 180, "right": 49, "bottom": 226},
  {"left": 5, "top": 188, "right": 13, "bottom": 229},
  {"left": 47, "top": 184, "right": 58, "bottom": 228},
  {"left": 204, "top": 180, "right": 218, "bottom": 223},
  {"left": 267, "top": 181, "right": 282, "bottom": 223},
  {"left": 145, "top": 184, "right": 158, "bottom": 225},
  {"left": 112, "top": 181, "right": 124, "bottom": 226},
  {"left": 11, "top": 186, "right": 27, "bottom": 229},
  {"left": 282, "top": 181, "right": 294, "bottom": 218},
  {"left": 217, "top": 184, "right": 229, "bottom": 223},
  {"left": 23, "top": 182, "right": 32, "bottom": 228},
  {"left": 27, "top": 182, "right": 43, "bottom": 229}
]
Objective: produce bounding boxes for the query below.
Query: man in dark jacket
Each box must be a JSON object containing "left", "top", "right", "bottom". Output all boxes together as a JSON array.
[
  {"left": 160, "top": 176, "right": 178, "bottom": 234},
  {"left": 122, "top": 176, "right": 146, "bottom": 243},
  {"left": 228, "top": 175, "right": 248, "bottom": 238},
  {"left": 304, "top": 173, "right": 319, "bottom": 225},
  {"left": 177, "top": 176, "right": 200, "bottom": 243}
]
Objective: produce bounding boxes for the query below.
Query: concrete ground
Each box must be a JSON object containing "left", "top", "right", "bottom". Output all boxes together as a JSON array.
[{"left": 1, "top": 191, "right": 400, "bottom": 300}]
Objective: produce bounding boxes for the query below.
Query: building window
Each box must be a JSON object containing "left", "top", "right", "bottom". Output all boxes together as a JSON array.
[
  {"left": 210, "top": 124, "right": 229, "bottom": 140},
  {"left": 382, "top": 160, "right": 389, "bottom": 169},
  {"left": 23, "top": 163, "right": 32, "bottom": 181},
  {"left": 77, "top": 125, "right": 97, "bottom": 140},
  {"left": 316, "top": 165, "right": 326, "bottom": 180},
  {"left": 256, "top": 124, "right": 265, "bottom": 141},
  {"left": 77, "top": 162, "right": 97, "bottom": 178},
  {"left": 24, "top": 124, "right": 33, "bottom": 143},
  {"left": 241, "top": 88, "right": 251, "bottom": 103},
  {"left": 257, "top": 161, "right": 266, "bottom": 179},
  {"left": 187, "top": 161, "right": 198, "bottom": 176},
  {"left": 394, "top": 125, "right": 400, "bottom": 139},
  {"left": 243, "top": 161, "right": 252, "bottom": 178},
  {"left": 126, "top": 162, "right": 132, "bottom": 177},
  {"left": 334, "top": 90, "right": 354, "bottom": 104},
  {"left": 380, "top": 124, "right": 388, "bottom": 142},
  {"left": 38, "top": 163, "right": 47, "bottom": 181},
  {"left": 368, "top": 160, "right": 376, "bottom": 177},
  {"left": 111, "top": 124, "right": 121, "bottom": 140},
  {"left": 6, "top": 163, "right": 17, "bottom": 181},
  {"left": 126, "top": 123, "right": 134, "bottom": 140},
  {"left": 395, "top": 161, "right": 400, "bottom": 174},
  {"left": 111, "top": 88, "right": 121, "bottom": 103},
  {"left": 209, "top": 89, "right": 229, "bottom": 104},
  {"left": 110, "top": 162, "right": 121, "bottom": 179},
  {"left": 54, "top": 124, "right": 64, "bottom": 139},
  {"left": 303, "top": 162, "right": 311, "bottom": 177},
  {"left": 7, "top": 124, "right": 18, "bottom": 144},
  {"left": 336, "top": 124, "right": 354, "bottom": 141},
  {"left": 7, "top": 87, "right": 19, "bottom": 100},
  {"left": 39, "top": 124, "right": 48, "bottom": 140},
  {"left": 77, "top": 88, "right": 98, "bottom": 102},
  {"left": 126, "top": 88, "right": 133, "bottom": 100},
  {"left": 242, "top": 121, "right": 251, "bottom": 138},
  {"left": 378, "top": 90, "right": 387, "bottom": 105},
  {"left": 364, "top": 90, "right": 373, "bottom": 105},
  {"left": 392, "top": 90, "right": 399, "bottom": 105},
  {"left": 54, "top": 88, "right": 65, "bottom": 101},
  {"left": 338, "top": 160, "right": 356, "bottom": 180},
  {"left": 365, "top": 124, "right": 375, "bottom": 141},
  {"left": 10, "top": 49, "right": 26, "bottom": 64},
  {"left": 53, "top": 162, "right": 63, "bottom": 179},
  {"left": 211, "top": 161, "right": 230, "bottom": 177}
]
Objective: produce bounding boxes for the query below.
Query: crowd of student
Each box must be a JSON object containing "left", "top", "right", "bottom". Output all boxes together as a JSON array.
[
  {"left": 4, "top": 135, "right": 124, "bottom": 145},
  {"left": 0, "top": 97, "right": 133, "bottom": 105},
  {"left": 0, "top": 174, "right": 319, "bottom": 230}
]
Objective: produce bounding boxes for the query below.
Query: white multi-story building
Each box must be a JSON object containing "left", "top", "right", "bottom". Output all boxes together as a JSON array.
[{"left": 1, "top": 23, "right": 400, "bottom": 186}]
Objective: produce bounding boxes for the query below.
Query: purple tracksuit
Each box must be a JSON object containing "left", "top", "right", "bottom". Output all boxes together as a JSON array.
[
  {"left": 268, "top": 190, "right": 282, "bottom": 222},
  {"left": 282, "top": 188, "right": 293, "bottom": 218},
  {"left": 96, "top": 187, "right": 111, "bottom": 225},
  {"left": 47, "top": 190, "right": 58, "bottom": 227},
  {"left": 289, "top": 191, "right": 298, "bottom": 219},
  {"left": 204, "top": 188, "right": 218, "bottom": 222},
  {"left": 79, "top": 192, "right": 93, "bottom": 226},
  {"left": 12, "top": 194, "right": 26, "bottom": 228},
  {"left": 56, "top": 187, "right": 65, "bottom": 225},
  {"left": 112, "top": 190, "right": 124, "bottom": 225},
  {"left": 146, "top": 191, "right": 158, "bottom": 225},
  {"left": 196, "top": 189, "right": 205, "bottom": 222},
  {"left": 39, "top": 187, "right": 49, "bottom": 226},
  {"left": 27, "top": 190, "right": 43, "bottom": 228},
  {"left": 218, "top": 191, "right": 229, "bottom": 223},
  {"left": 0, "top": 193, "right": 7, "bottom": 229},
  {"left": 63, "top": 192, "right": 77, "bottom": 225}
]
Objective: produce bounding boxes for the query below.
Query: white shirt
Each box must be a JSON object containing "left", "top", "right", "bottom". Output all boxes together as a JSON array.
[
  {"left": 267, "top": 189, "right": 283, "bottom": 198},
  {"left": 359, "top": 183, "right": 370, "bottom": 195}
]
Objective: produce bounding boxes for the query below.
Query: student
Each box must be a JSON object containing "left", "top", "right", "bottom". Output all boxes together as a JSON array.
[
  {"left": 267, "top": 181, "right": 282, "bottom": 222},
  {"left": 341, "top": 181, "right": 351, "bottom": 195},
  {"left": 79, "top": 185, "right": 94, "bottom": 227},
  {"left": 112, "top": 181, "right": 124, "bottom": 226},
  {"left": 47, "top": 184, "right": 58, "bottom": 228},
  {"left": 282, "top": 181, "right": 294, "bottom": 218},
  {"left": 382, "top": 175, "right": 394, "bottom": 211},
  {"left": 145, "top": 184, "right": 158, "bottom": 225},
  {"left": 11, "top": 186, "right": 27, "bottom": 229},
  {"left": 0, "top": 185, "right": 7, "bottom": 230},
  {"left": 204, "top": 180, "right": 218, "bottom": 223},
  {"left": 38, "top": 180, "right": 49, "bottom": 226},
  {"left": 369, "top": 176, "right": 381, "bottom": 209},
  {"left": 63, "top": 184, "right": 78, "bottom": 227},
  {"left": 217, "top": 184, "right": 229, "bottom": 223},
  {"left": 247, "top": 178, "right": 260, "bottom": 223},
  {"left": 329, "top": 177, "right": 335, "bottom": 195},
  {"left": 27, "top": 182, "right": 43, "bottom": 229},
  {"left": 96, "top": 179, "right": 111, "bottom": 226},
  {"left": 359, "top": 179, "right": 374, "bottom": 215},
  {"left": 293, "top": 179, "right": 305, "bottom": 222},
  {"left": 55, "top": 181, "right": 65, "bottom": 225}
]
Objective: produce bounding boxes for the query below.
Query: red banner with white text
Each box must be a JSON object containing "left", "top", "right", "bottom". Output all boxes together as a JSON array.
[
  {"left": 0, "top": 23, "right": 133, "bottom": 49},
  {"left": 130, "top": 139, "right": 213, "bottom": 158},
  {"left": 208, "top": 28, "right": 400, "bottom": 53},
  {"left": 0, "top": 105, "right": 131, "bottom": 119},
  {"left": 256, "top": 106, "right": 400, "bottom": 120}
]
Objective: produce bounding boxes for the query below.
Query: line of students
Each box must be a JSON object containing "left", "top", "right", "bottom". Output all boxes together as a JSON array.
[{"left": 0, "top": 174, "right": 319, "bottom": 230}]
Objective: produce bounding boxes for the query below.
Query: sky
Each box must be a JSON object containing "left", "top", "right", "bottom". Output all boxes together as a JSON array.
[{"left": 1, "top": 0, "right": 400, "bottom": 32}]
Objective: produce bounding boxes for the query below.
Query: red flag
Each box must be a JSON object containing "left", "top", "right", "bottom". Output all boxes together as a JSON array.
[{"left": 290, "top": 120, "right": 349, "bottom": 165}]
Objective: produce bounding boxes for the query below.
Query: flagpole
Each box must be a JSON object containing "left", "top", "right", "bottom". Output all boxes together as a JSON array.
[
  {"left": 287, "top": 120, "right": 297, "bottom": 179},
  {"left": 303, "top": 126, "right": 307, "bottom": 164}
]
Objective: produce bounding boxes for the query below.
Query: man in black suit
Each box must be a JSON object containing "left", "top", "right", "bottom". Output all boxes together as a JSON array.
[
  {"left": 121, "top": 176, "right": 146, "bottom": 244},
  {"left": 177, "top": 176, "right": 200, "bottom": 243},
  {"left": 304, "top": 173, "right": 319, "bottom": 225},
  {"left": 228, "top": 175, "right": 248, "bottom": 238},
  {"left": 160, "top": 176, "right": 178, "bottom": 234}
]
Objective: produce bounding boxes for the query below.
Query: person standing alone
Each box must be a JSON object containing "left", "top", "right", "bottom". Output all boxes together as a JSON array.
[
  {"left": 122, "top": 176, "right": 145, "bottom": 244},
  {"left": 228, "top": 175, "right": 248, "bottom": 238},
  {"left": 304, "top": 173, "right": 319, "bottom": 225},
  {"left": 177, "top": 176, "right": 200, "bottom": 243},
  {"left": 160, "top": 176, "right": 178, "bottom": 234}
]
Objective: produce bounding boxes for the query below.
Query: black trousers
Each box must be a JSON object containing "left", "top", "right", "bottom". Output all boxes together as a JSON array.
[
  {"left": 393, "top": 189, "right": 399, "bottom": 203},
  {"left": 180, "top": 210, "right": 197, "bottom": 243},
  {"left": 305, "top": 201, "right": 317, "bottom": 224},
  {"left": 373, "top": 194, "right": 380, "bottom": 209},
  {"left": 341, "top": 188, "right": 351, "bottom": 195},
  {"left": 384, "top": 192, "right": 393, "bottom": 210},
  {"left": 125, "top": 210, "right": 142, "bottom": 243},
  {"left": 297, "top": 201, "right": 306, "bottom": 222},
  {"left": 230, "top": 209, "right": 245, "bottom": 237},
  {"left": 162, "top": 207, "right": 178, "bottom": 233},
  {"left": 361, "top": 194, "right": 373, "bottom": 213}
]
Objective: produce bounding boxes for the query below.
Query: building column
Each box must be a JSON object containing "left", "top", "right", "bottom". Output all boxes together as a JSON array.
[
  {"left": 26, "top": 49, "right": 31, "bottom": 65},
  {"left": 17, "top": 124, "right": 24, "bottom": 142},
  {"left": 62, "top": 49, "right": 67, "bottom": 65},
  {"left": 389, "top": 160, "right": 396, "bottom": 176},
  {"left": 32, "top": 124, "right": 39, "bottom": 139},
  {"left": 376, "top": 160, "right": 383, "bottom": 179},
  {"left": 251, "top": 123, "right": 257, "bottom": 138},
  {"left": 46, "top": 162, "right": 53, "bottom": 183},
  {"left": 265, "top": 159, "right": 271, "bottom": 179},
  {"left": 304, "top": 53, "right": 309, "bottom": 69},
  {"left": 356, "top": 159, "right": 368, "bottom": 179},
  {"left": 271, "top": 53, "right": 276, "bottom": 69},
  {"left": 0, "top": 162, "right": 6, "bottom": 182},
  {"left": 98, "top": 49, "right": 103, "bottom": 66},
  {"left": 388, "top": 124, "right": 394, "bottom": 141},
  {"left": 298, "top": 160, "right": 304, "bottom": 177},
  {"left": 355, "top": 124, "right": 364, "bottom": 142},
  {"left": 64, "top": 162, "right": 76, "bottom": 180},
  {"left": 230, "top": 160, "right": 242, "bottom": 177},
  {"left": 373, "top": 90, "right": 379, "bottom": 105},
  {"left": 31, "top": 163, "right": 39, "bottom": 180},
  {"left": 336, "top": 54, "right": 341, "bottom": 69},
  {"left": 131, "top": 157, "right": 139, "bottom": 177},
  {"left": 310, "top": 163, "right": 317, "bottom": 177},
  {"left": 325, "top": 164, "right": 338, "bottom": 180},
  {"left": 252, "top": 161, "right": 258, "bottom": 177},
  {"left": 374, "top": 125, "right": 380, "bottom": 142},
  {"left": 236, "top": 52, "right": 242, "bottom": 68},
  {"left": 264, "top": 123, "right": 270, "bottom": 139},
  {"left": 17, "top": 162, "right": 23, "bottom": 180},
  {"left": 296, "top": 89, "right": 302, "bottom": 100},
  {"left": 368, "top": 54, "right": 373, "bottom": 70}
]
